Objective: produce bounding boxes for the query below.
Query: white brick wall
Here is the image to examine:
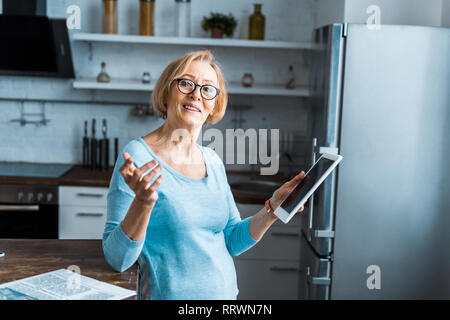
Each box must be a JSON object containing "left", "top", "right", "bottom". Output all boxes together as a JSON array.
[{"left": 0, "top": 0, "right": 315, "bottom": 175}]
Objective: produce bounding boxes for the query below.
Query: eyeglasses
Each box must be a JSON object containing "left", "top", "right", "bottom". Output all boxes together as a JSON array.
[{"left": 174, "top": 78, "right": 220, "bottom": 100}]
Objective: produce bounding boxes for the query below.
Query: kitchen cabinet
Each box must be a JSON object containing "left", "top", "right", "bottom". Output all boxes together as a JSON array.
[
  {"left": 234, "top": 259, "right": 300, "bottom": 300},
  {"left": 58, "top": 186, "right": 108, "bottom": 240},
  {"left": 234, "top": 203, "right": 302, "bottom": 300},
  {"left": 239, "top": 226, "right": 301, "bottom": 261}
]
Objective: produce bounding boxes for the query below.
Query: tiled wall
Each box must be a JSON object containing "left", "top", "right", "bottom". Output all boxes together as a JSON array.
[{"left": 0, "top": 0, "right": 316, "bottom": 176}]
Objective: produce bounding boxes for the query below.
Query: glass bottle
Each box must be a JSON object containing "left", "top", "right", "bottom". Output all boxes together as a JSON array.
[
  {"left": 175, "top": 0, "right": 191, "bottom": 37},
  {"left": 97, "top": 62, "right": 110, "bottom": 83},
  {"left": 139, "top": 0, "right": 155, "bottom": 36},
  {"left": 249, "top": 4, "right": 265, "bottom": 40},
  {"left": 103, "top": 0, "right": 118, "bottom": 34},
  {"left": 285, "top": 65, "right": 296, "bottom": 89}
]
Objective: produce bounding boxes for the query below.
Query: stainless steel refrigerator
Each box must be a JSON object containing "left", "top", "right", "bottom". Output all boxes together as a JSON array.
[{"left": 298, "top": 23, "right": 450, "bottom": 299}]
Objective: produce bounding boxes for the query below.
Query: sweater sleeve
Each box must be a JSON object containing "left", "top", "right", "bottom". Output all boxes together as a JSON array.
[
  {"left": 102, "top": 141, "right": 148, "bottom": 272},
  {"left": 223, "top": 184, "right": 259, "bottom": 256},
  {"left": 102, "top": 188, "right": 145, "bottom": 272}
]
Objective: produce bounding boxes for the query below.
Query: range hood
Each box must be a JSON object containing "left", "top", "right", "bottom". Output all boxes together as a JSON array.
[{"left": 0, "top": 0, "right": 74, "bottom": 78}]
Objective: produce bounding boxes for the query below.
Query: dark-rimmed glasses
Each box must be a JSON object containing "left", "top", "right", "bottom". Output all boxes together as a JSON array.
[{"left": 174, "top": 78, "right": 220, "bottom": 100}]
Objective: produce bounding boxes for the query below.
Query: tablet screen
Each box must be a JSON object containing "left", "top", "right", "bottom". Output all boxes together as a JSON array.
[{"left": 280, "top": 157, "right": 335, "bottom": 213}]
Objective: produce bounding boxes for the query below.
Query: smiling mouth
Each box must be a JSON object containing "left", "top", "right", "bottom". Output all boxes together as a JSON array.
[{"left": 182, "top": 104, "right": 201, "bottom": 112}]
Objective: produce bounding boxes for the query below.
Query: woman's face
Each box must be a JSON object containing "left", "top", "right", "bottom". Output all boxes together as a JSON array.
[{"left": 165, "top": 60, "right": 219, "bottom": 129}]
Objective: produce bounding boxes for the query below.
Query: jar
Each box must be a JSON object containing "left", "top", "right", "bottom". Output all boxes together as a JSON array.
[
  {"left": 133, "top": 105, "right": 145, "bottom": 116},
  {"left": 139, "top": 0, "right": 155, "bottom": 36},
  {"left": 242, "top": 73, "right": 254, "bottom": 87},
  {"left": 103, "top": 0, "right": 118, "bottom": 34},
  {"left": 142, "top": 72, "right": 151, "bottom": 84},
  {"left": 175, "top": 0, "right": 191, "bottom": 37},
  {"left": 249, "top": 4, "right": 265, "bottom": 40}
]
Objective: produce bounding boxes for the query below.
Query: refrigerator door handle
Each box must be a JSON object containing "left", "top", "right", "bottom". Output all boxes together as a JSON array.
[
  {"left": 307, "top": 138, "right": 338, "bottom": 243},
  {"left": 318, "top": 146, "right": 339, "bottom": 154},
  {"left": 314, "top": 229, "right": 335, "bottom": 238},
  {"left": 307, "top": 275, "right": 331, "bottom": 286},
  {"left": 307, "top": 138, "right": 317, "bottom": 233}
]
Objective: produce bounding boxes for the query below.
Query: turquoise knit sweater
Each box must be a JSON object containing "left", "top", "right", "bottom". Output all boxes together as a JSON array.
[{"left": 102, "top": 137, "right": 259, "bottom": 300}]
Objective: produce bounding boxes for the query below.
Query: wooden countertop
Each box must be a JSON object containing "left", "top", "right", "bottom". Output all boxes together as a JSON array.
[
  {"left": 0, "top": 239, "right": 138, "bottom": 300},
  {"left": 0, "top": 165, "right": 288, "bottom": 204},
  {"left": 0, "top": 165, "right": 114, "bottom": 187}
]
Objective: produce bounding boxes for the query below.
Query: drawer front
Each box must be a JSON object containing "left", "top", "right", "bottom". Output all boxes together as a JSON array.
[
  {"left": 237, "top": 203, "right": 301, "bottom": 227},
  {"left": 233, "top": 259, "right": 299, "bottom": 300},
  {"left": 239, "top": 226, "right": 300, "bottom": 260},
  {"left": 59, "top": 186, "right": 108, "bottom": 207},
  {"left": 59, "top": 205, "right": 106, "bottom": 239}
]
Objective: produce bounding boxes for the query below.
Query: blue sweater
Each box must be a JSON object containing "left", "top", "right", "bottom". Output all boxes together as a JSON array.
[{"left": 102, "top": 137, "right": 259, "bottom": 300}]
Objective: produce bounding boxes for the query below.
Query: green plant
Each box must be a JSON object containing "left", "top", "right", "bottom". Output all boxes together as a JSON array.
[{"left": 201, "top": 12, "right": 237, "bottom": 37}]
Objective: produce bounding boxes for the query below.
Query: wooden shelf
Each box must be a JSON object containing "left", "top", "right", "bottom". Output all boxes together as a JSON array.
[
  {"left": 72, "top": 32, "right": 312, "bottom": 50},
  {"left": 72, "top": 78, "right": 310, "bottom": 97}
]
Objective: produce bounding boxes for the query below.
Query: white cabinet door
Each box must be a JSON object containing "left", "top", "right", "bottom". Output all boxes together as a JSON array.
[
  {"left": 235, "top": 203, "right": 302, "bottom": 299},
  {"left": 59, "top": 205, "right": 107, "bottom": 239},
  {"left": 58, "top": 186, "right": 108, "bottom": 239},
  {"left": 239, "top": 226, "right": 301, "bottom": 260},
  {"left": 59, "top": 186, "right": 108, "bottom": 207},
  {"left": 234, "top": 259, "right": 300, "bottom": 300}
]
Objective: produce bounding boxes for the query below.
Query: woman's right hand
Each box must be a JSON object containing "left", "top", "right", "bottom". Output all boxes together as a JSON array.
[{"left": 119, "top": 152, "right": 163, "bottom": 204}]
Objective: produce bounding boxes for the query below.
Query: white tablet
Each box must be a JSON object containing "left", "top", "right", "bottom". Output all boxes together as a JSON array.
[{"left": 274, "top": 152, "right": 343, "bottom": 224}]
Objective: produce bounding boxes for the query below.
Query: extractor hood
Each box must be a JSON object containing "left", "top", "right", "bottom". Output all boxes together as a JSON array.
[{"left": 0, "top": 0, "right": 74, "bottom": 78}]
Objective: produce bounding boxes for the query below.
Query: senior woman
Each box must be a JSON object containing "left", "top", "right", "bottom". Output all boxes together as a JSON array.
[{"left": 103, "top": 50, "right": 305, "bottom": 300}]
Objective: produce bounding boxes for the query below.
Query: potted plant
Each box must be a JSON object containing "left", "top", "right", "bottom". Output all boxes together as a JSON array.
[{"left": 201, "top": 12, "right": 237, "bottom": 39}]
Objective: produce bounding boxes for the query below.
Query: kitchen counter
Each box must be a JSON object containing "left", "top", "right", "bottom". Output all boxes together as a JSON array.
[
  {"left": 0, "top": 239, "right": 138, "bottom": 300},
  {"left": 0, "top": 165, "right": 114, "bottom": 187},
  {"left": 0, "top": 165, "right": 288, "bottom": 204}
]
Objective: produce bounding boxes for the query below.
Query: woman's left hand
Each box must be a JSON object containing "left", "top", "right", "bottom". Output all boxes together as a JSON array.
[{"left": 270, "top": 171, "right": 306, "bottom": 212}]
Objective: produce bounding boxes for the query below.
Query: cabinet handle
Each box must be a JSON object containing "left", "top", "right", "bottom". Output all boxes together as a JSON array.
[
  {"left": 76, "top": 212, "right": 104, "bottom": 217},
  {"left": 270, "top": 232, "right": 299, "bottom": 237},
  {"left": 270, "top": 266, "right": 299, "bottom": 272},
  {"left": 76, "top": 193, "right": 104, "bottom": 198}
]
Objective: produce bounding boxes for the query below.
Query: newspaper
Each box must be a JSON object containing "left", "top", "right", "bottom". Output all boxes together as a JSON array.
[{"left": 0, "top": 269, "right": 136, "bottom": 300}]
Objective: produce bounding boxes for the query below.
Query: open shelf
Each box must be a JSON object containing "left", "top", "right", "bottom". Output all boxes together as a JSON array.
[
  {"left": 72, "top": 78, "right": 310, "bottom": 97},
  {"left": 72, "top": 33, "right": 313, "bottom": 50}
]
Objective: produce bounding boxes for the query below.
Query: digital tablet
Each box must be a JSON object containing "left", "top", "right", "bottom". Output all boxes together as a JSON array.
[{"left": 274, "top": 152, "right": 343, "bottom": 224}]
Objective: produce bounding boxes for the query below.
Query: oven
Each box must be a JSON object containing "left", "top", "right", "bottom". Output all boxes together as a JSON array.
[{"left": 0, "top": 184, "right": 58, "bottom": 239}]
